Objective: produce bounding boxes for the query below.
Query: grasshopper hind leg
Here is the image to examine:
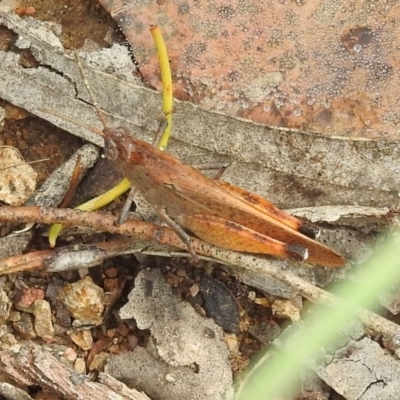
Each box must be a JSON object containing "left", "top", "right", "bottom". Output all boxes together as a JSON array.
[
  {"left": 183, "top": 214, "right": 309, "bottom": 263},
  {"left": 299, "top": 224, "right": 320, "bottom": 239}
]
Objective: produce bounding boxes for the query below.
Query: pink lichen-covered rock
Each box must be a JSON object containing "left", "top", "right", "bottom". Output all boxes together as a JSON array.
[{"left": 100, "top": 0, "right": 400, "bottom": 139}]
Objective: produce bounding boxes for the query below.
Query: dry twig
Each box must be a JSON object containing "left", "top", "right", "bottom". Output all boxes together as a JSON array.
[{"left": 0, "top": 342, "right": 150, "bottom": 400}]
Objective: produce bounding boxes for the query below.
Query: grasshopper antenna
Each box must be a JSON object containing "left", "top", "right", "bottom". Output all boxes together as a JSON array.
[{"left": 74, "top": 51, "right": 109, "bottom": 133}]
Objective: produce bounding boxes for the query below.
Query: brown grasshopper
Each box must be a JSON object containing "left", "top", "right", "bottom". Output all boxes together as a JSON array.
[
  {"left": 78, "top": 57, "right": 345, "bottom": 267},
  {"left": 100, "top": 126, "right": 344, "bottom": 267}
]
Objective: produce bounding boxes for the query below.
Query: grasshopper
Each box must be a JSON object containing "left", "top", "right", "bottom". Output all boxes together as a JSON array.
[{"left": 101, "top": 127, "right": 345, "bottom": 267}]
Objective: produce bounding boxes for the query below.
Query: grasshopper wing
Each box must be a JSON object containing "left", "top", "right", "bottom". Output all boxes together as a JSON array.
[{"left": 215, "top": 180, "right": 319, "bottom": 238}]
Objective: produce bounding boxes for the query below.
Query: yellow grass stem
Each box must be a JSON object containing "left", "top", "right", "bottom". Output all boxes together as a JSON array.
[
  {"left": 151, "top": 24, "right": 173, "bottom": 151},
  {"left": 48, "top": 178, "right": 131, "bottom": 247}
]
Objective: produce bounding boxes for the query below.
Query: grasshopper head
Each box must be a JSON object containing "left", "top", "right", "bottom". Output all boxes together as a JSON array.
[
  {"left": 103, "top": 126, "right": 151, "bottom": 175},
  {"left": 103, "top": 127, "right": 135, "bottom": 164}
]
